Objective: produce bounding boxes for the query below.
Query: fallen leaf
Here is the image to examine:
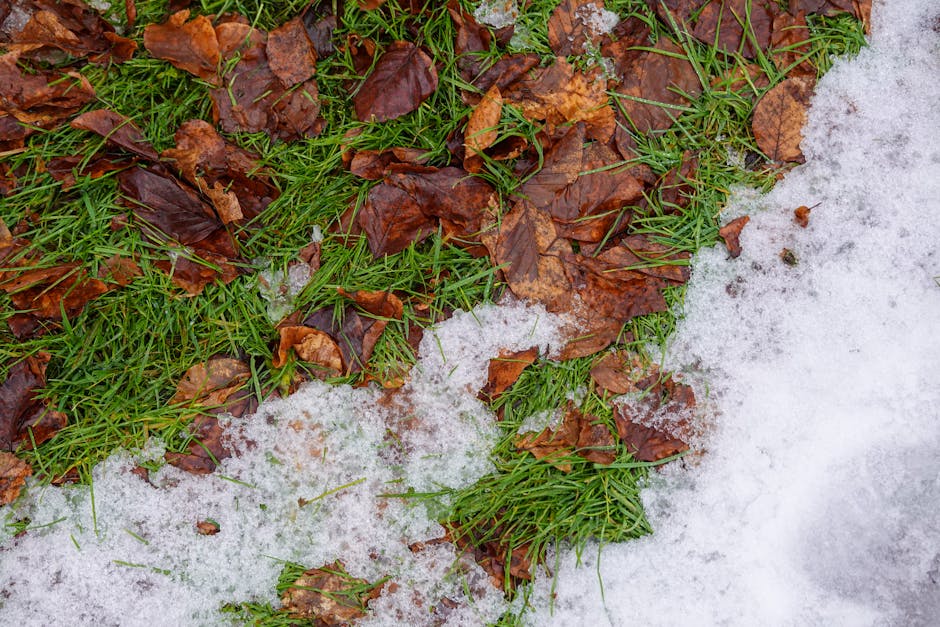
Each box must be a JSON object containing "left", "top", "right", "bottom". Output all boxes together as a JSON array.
[
  {"left": 301, "top": 0, "right": 344, "bottom": 58},
  {"left": 0, "top": 451, "right": 31, "bottom": 506},
  {"left": 771, "top": 10, "right": 814, "bottom": 76},
  {"left": 612, "top": 37, "right": 701, "bottom": 134},
  {"left": 516, "top": 403, "right": 616, "bottom": 470},
  {"left": 348, "top": 146, "right": 429, "bottom": 180},
  {"left": 273, "top": 326, "right": 344, "bottom": 375},
  {"left": 504, "top": 58, "right": 614, "bottom": 141},
  {"left": 354, "top": 41, "right": 438, "bottom": 123},
  {"left": 464, "top": 84, "right": 502, "bottom": 171},
  {"left": 0, "top": 51, "right": 96, "bottom": 130},
  {"left": 658, "top": 151, "right": 699, "bottom": 210},
  {"left": 612, "top": 375, "right": 694, "bottom": 462},
  {"left": 337, "top": 288, "right": 404, "bottom": 319},
  {"left": 478, "top": 347, "right": 538, "bottom": 404},
  {"left": 303, "top": 305, "right": 388, "bottom": 375},
  {"left": 446, "top": 522, "right": 534, "bottom": 591},
  {"left": 267, "top": 16, "right": 317, "bottom": 88},
  {"left": 752, "top": 75, "right": 815, "bottom": 163},
  {"left": 170, "top": 357, "right": 251, "bottom": 407},
  {"left": 165, "top": 415, "right": 230, "bottom": 474},
  {"left": 143, "top": 10, "right": 220, "bottom": 82},
  {"left": 547, "top": 0, "right": 614, "bottom": 56},
  {"left": 718, "top": 215, "right": 750, "bottom": 258},
  {"left": 519, "top": 123, "right": 585, "bottom": 208},
  {"left": 691, "top": 0, "right": 778, "bottom": 58},
  {"left": 70, "top": 109, "right": 159, "bottom": 161},
  {"left": 0, "top": 354, "right": 68, "bottom": 451},
  {"left": 590, "top": 351, "right": 658, "bottom": 395},
  {"left": 794, "top": 204, "right": 811, "bottom": 227},
  {"left": 356, "top": 182, "right": 437, "bottom": 257},
  {"left": 448, "top": 0, "right": 492, "bottom": 81},
  {"left": 281, "top": 561, "right": 384, "bottom": 624},
  {"left": 494, "top": 200, "right": 573, "bottom": 312},
  {"left": 195, "top": 519, "right": 220, "bottom": 535}
]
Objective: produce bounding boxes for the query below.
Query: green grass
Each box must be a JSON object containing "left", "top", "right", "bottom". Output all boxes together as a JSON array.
[{"left": 0, "top": 0, "right": 867, "bottom": 624}]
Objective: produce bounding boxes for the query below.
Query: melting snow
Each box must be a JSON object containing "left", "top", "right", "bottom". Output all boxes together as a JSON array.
[{"left": 522, "top": 0, "right": 940, "bottom": 624}]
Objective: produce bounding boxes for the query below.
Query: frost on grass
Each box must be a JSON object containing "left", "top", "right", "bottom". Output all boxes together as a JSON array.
[
  {"left": 522, "top": 0, "right": 940, "bottom": 625},
  {"left": 0, "top": 301, "right": 562, "bottom": 626}
]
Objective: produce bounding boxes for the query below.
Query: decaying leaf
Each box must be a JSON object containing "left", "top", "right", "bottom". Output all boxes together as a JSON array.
[
  {"left": 503, "top": 58, "right": 614, "bottom": 141},
  {"left": 1, "top": 0, "right": 137, "bottom": 64},
  {"left": 165, "top": 415, "right": 231, "bottom": 474},
  {"left": 267, "top": 16, "right": 317, "bottom": 88},
  {"left": 273, "top": 326, "right": 344, "bottom": 376},
  {"left": 445, "top": 523, "right": 534, "bottom": 591},
  {"left": 718, "top": 215, "right": 750, "bottom": 258},
  {"left": 516, "top": 403, "right": 617, "bottom": 470},
  {"left": 281, "top": 560, "right": 384, "bottom": 624},
  {"left": 752, "top": 75, "right": 815, "bottom": 163},
  {"left": 337, "top": 288, "right": 404, "bottom": 320},
  {"left": 547, "top": 0, "right": 615, "bottom": 56},
  {"left": 794, "top": 204, "right": 811, "bottom": 227},
  {"left": 170, "top": 357, "right": 250, "bottom": 407},
  {"left": 464, "top": 84, "right": 502, "bottom": 171},
  {"left": 612, "top": 375, "right": 695, "bottom": 462},
  {"left": 447, "top": 0, "right": 492, "bottom": 81},
  {"left": 590, "top": 351, "right": 659, "bottom": 395},
  {"left": 0, "top": 451, "right": 31, "bottom": 506},
  {"left": 354, "top": 41, "right": 438, "bottom": 123},
  {"left": 195, "top": 519, "right": 220, "bottom": 535},
  {"left": 303, "top": 306, "right": 389, "bottom": 375},
  {"left": 70, "top": 109, "right": 159, "bottom": 161},
  {"left": 478, "top": 347, "right": 538, "bottom": 404},
  {"left": 0, "top": 353, "right": 68, "bottom": 451},
  {"left": 143, "top": 10, "right": 220, "bottom": 82},
  {"left": 612, "top": 37, "right": 702, "bottom": 134},
  {"left": 0, "top": 51, "right": 96, "bottom": 133},
  {"left": 771, "top": 10, "right": 814, "bottom": 76},
  {"left": 356, "top": 182, "right": 436, "bottom": 257}
]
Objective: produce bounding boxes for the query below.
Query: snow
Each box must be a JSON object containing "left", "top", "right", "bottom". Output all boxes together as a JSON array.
[
  {"left": 3, "top": 0, "right": 939, "bottom": 625},
  {"left": 521, "top": 0, "right": 940, "bottom": 625},
  {"left": 0, "top": 302, "right": 561, "bottom": 626}
]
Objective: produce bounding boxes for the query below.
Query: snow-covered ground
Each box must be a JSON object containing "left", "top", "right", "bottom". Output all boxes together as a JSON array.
[
  {"left": 523, "top": 1, "right": 940, "bottom": 624},
  {"left": 2, "top": 0, "right": 938, "bottom": 625}
]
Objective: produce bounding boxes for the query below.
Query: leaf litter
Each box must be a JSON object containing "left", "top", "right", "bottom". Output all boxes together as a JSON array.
[{"left": 0, "top": 0, "right": 889, "bottom": 624}]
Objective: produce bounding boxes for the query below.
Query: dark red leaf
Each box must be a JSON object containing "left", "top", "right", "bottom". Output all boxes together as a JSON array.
[
  {"left": 356, "top": 182, "right": 437, "bottom": 257},
  {"left": 354, "top": 41, "right": 438, "bottom": 123},
  {"left": 267, "top": 17, "right": 317, "bottom": 88},
  {"left": 70, "top": 109, "right": 159, "bottom": 161},
  {"left": 0, "top": 354, "right": 68, "bottom": 451},
  {"left": 165, "top": 415, "right": 231, "bottom": 474}
]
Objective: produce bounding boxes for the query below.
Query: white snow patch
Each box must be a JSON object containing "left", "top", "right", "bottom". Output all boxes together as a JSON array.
[
  {"left": 523, "top": 0, "right": 940, "bottom": 625},
  {"left": 0, "top": 301, "right": 562, "bottom": 625},
  {"left": 474, "top": 0, "right": 519, "bottom": 29}
]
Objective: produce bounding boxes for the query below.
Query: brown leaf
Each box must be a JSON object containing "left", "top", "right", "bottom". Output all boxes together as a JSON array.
[
  {"left": 494, "top": 200, "right": 572, "bottom": 312},
  {"left": 356, "top": 183, "right": 437, "bottom": 257},
  {"left": 162, "top": 119, "right": 279, "bottom": 223},
  {"left": 165, "top": 415, "right": 230, "bottom": 474},
  {"left": 99, "top": 254, "right": 142, "bottom": 287},
  {"left": 516, "top": 403, "right": 616, "bottom": 469},
  {"left": 143, "top": 11, "right": 220, "bottom": 82},
  {"left": 195, "top": 519, "right": 220, "bottom": 535},
  {"left": 153, "top": 250, "right": 239, "bottom": 296},
  {"left": 447, "top": 0, "right": 492, "bottom": 81},
  {"left": 752, "top": 75, "right": 815, "bottom": 163},
  {"left": 337, "top": 288, "right": 404, "bottom": 319},
  {"left": 0, "top": 354, "right": 68, "bottom": 451},
  {"left": 794, "top": 204, "right": 811, "bottom": 227},
  {"left": 557, "top": 316, "right": 627, "bottom": 360},
  {"left": 478, "top": 347, "right": 538, "bottom": 404},
  {"left": 470, "top": 53, "right": 541, "bottom": 99},
  {"left": 348, "top": 146, "right": 429, "bottom": 180},
  {"left": 171, "top": 357, "right": 250, "bottom": 407},
  {"left": 354, "top": 41, "right": 438, "bottom": 123},
  {"left": 0, "top": 52, "right": 96, "bottom": 129},
  {"left": 590, "top": 351, "right": 658, "bottom": 395},
  {"left": 771, "top": 11, "right": 814, "bottom": 76},
  {"left": 70, "top": 109, "right": 158, "bottom": 161},
  {"left": 504, "top": 58, "right": 614, "bottom": 141},
  {"left": 691, "top": 0, "right": 778, "bottom": 58},
  {"left": 3, "top": 0, "right": 137, "bottom": 64},
  {"left": 0, "top": 451, "right": 32, "bottom": 506},
  {"left": 300, "top": 0, "right": 343, "bottom": 59},
  {"left": 303, "top": 306, "right": 388, "bottom": 375},
  {"left": 547, "top": 0, "right": 613, "bottom": 56},
  {"left": 612, "top": 375, "right": 694, "bottom": 462},
  {"left": 719, "top": 215, "right": 750, "bottom": 258},
  {"left": 267, "top": 17, "right": 317, "bottom": 88},
  {"left": 658, "top": 151, "right": 699, "bottom": 211},
  {"left": 519, "top": 123, "right": 585, "bottom": 208},
  {"left": 613, "top": 37, "right": 701, "bottom": 134},
  {"left": 464, "top": 84, "right": 502, "bottom": 171},
  {"left": 273, "top": 326, "right": 344, "bottom": 375},
  {"left": 576, "top": 413, "right": 617, "bottom": 465},
  {"left": 281, "top": 560, "right": 383, "bottom": 624}
]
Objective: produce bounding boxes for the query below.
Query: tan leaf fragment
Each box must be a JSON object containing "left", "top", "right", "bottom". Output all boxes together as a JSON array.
[{"left": 0, "top": 451, "right": 32, "bottom": 506}]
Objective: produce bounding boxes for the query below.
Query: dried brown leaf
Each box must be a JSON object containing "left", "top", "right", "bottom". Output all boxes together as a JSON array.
[
  {"left": 273, "top": 326, "right": 344, "bottom": 375},
  {"left": 337, "top": 288, "right": 404, "bottom": 320},
  {"left": 281, "top": 560, "right": 383, "bottom": 624},
  {"left": 464, "top": 84, "right": 502, "bottom": 170},
  {"left": 547, "top": 0, "right": 611, "bottom": 56},
  {"left": 354, "top": 41, "right": 438, "bottom": 123},
  {"left": 171, "top": 357, "right": 250, "bottom": 406},
  {"left": 753, "top": 75, "right": 815, "bottom": 163},
  {"left": 143, "top": 10, "right": 220, "bottom": 82},
  {"left": 356, "top": 182, "right": 437, "bottom": 257},
  {"left": 719, "top": 215, "right": 750, "bottom": 258},
  {"left": 0, "top": 451, "right": 31, "bottom": 506},
  {"left": 478, "top": 347, "right": 538, "bottom": 404},
  {"left": 165, "top": 415, "right": 230, "bottom": 474}
]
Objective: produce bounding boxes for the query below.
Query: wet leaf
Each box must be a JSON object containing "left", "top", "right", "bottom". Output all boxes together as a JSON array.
[
  {"left": 0, "top": 52, "right": 96, "bottom": 129},
  {"left": 494, "top": 200, "right": 573, "bottom": 312},
  {"left": 143, "top": 10, "right": 220, "bottom": 82},
  {"left": 547, "top": 0, "right": 613, "bottom": 56},
  {"left": 718, "top": 215, "right": 750, "bottom": 258},
  {"left": 516, "top": 403, "right": 615, "bottom": 470},
  {"left": 337, "top": 288, "right": 404, "bottom": 320},
  {"left": 612, "top": 375, "right": 694, "bottom": 462},
  {"left": 301, "top": 0, "right": 344, "bottom": 58},
  {"left": 519, "top": 123, "right": 585, "bottom": 208},
  {"left": 354, "top": 41, "right": 438, "bottom": 123},
  {"left": 70, "top": 109, "right": 159, "bottom": 161},
  {"left": 464, "top": 84, "right": 502, "bottom": 171},
  {"left": 503, "top": 58, "right": 614, "bottom": 141},
  {"left": 303, "top": 306, "right": 387, "bottom": 375},
  {"left": 478, "top": 347, "right": 538, "bottom": 404},
  {"left": 356, "top": 182, "right": 436, "bottom": 257},
  {"left": 0, "top": 354, "right": 68, "bottom": 451},
  {"left": 348, "top": 146, "right": 428, "bottom": 180},
  {"left": 281, "top": 560, "right": 384, "bottom": 624},
  {"left": 165, "top": 415, "right": 230, "bottom": 474},
  {"left": 752, "top": 75, "right": 815, "bottom": 163},
  {"left": 170, "top": 357, "right": 250, "bottom": 407},
  {"left": 612, "top": 37, "right": 701, "bottom": 134},
  {"left": 267, "top": 16, "right": 317, "bottom": 88},
  {"left": 2, "top": 0, "right": 137, "bottom": 64},
  {"left": 794, "top": 204, "right": 811, "bottom": 227},
  {"left": 771, "top": 11, "right": 814, "bottom": 76},
  {"left": 0, "top": 451, "right": 31, "bottom": 505},
  {"left": 691, "top": 0, "right": 778, "bottom": 58},
  {"left": 273, "top": 326, "right": 344, "bottom": 375},
  {"left": 195, "top": 519, "right": 220, "bottom": 535},
  {"left": 447, "top": 0, "right": 492, "bottom": 81},
  {"left": 590, "top": 351, "right": 658, "bottom": 396}
]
